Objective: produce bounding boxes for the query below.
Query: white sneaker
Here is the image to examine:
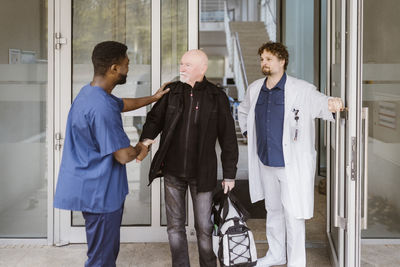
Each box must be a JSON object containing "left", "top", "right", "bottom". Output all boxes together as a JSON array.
[{"left": 255, "top": 255, "right": 286, "bottom": 267}]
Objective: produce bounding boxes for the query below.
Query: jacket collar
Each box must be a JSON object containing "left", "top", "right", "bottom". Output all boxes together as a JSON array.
[
  {"left": 171, "top": 76, "right": 218, "bottom": 95},
  {"left": 193, "top": 76, "right": 209, "bottom": 90}
]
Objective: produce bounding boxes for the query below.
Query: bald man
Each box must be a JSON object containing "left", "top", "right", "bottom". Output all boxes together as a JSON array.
[{"left": 140, "top": 50, "right": 238, "bottom": 267}]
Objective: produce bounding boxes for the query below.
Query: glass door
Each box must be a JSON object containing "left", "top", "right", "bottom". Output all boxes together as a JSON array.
[
  {"left": 360, "top": 0, "right": 400, "bottom": 265},
  {"left": 0, "top": 0, "right": 50, "bottom": 241},
  {"left": 327, "top": 0, "right": 363, "bottom": 266},
  {"left": 53, "top": 0, "right": 198, "bottom": 244}
]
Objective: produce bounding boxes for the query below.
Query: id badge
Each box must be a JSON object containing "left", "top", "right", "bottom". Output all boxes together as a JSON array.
[
  {"left": 291, "top": 124, "right": 300, "bottom": 142},
  {"left": 291, "top": 108, "right": 300, "bottom": 142}
]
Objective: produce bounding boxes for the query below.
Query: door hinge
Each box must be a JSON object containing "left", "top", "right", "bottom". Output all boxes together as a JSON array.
[
  {"left": 54, "top": 32, "right": 67, "bottom": 50},
  {"left": 55, "top": 132, "right": 63, "bottom": 151}
]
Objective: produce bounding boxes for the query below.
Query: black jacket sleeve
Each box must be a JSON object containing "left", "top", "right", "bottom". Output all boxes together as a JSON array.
[
  {"left": 217, "top": 92, "right": 238, "bottom": 179},
  {"left": 139, "top": 92, "right": 169, "bottom": 141}
]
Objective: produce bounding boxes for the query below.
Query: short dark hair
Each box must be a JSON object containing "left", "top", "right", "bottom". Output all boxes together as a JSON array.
[
  {"left": 258, "top": 42, "right": 289, "bottom": 70},
  {"left": 92, "top": 41, "right": 128, "bottom": 76}
]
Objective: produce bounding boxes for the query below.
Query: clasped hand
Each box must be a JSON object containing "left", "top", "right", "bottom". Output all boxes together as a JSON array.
[{"left": 135, "top": 139, "right": 155, "bottom": 162}]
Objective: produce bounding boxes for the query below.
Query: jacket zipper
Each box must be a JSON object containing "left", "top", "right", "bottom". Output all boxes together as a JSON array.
[
  {"left": 183, "top": 88, "right": 194, "bottom": 173},
  {"left": 194, "top": 100, "right": 200, "bottom": 124}
]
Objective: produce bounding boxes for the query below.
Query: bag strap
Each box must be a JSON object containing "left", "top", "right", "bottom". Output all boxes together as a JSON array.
[
  {"left": 227, "top": 191, "right": 250, "bottom": 221},
  {"left": 212, "top": 189, "right": 227, "bottom": 227},
  {"left": 212, "top": 190, "right": 251, "bottom": 227}
]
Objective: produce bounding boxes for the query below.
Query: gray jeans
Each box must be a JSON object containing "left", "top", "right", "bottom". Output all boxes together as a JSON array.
[{"left": 164, "top": 174, "right": 217, "bottom": 267}]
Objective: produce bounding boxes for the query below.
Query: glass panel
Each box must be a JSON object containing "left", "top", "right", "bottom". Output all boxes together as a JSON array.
[
  {"left": 160, "top": 0, "right": 188, "bottom": 226},
  {"left": 0, "top": 0, "right": 48, "bottom": 237},
  {"left": 283, "top": 0, "right": 314, "bottom": 84},
  {"left": 161, "top": 0, "right": 188, "bottom": 84},
  {"left": 71, "top": 0, "right": 151, "bottom": 226},
  {"left": 361, "top": 0, "right": 400, "bottom": 239},
  {"left": 329, "top": 0, "right": 343, "bottom": 255}
]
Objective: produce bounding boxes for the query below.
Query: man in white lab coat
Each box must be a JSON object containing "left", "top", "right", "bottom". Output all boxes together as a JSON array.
[{"left": 238, "top": 42, "right": 343, "bottom": 267}]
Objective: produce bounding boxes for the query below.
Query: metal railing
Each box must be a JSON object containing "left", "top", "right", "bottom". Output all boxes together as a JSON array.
[
  {"left": 224, "top": 1, "right": 248, "bottom": 101},
  {"left": 260, "top": 0, "right": 277, "bottom": 41}
]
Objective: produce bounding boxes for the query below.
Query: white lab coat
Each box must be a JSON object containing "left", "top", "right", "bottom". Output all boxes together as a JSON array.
[{"left": 238, "top": 75, "right": 334, "bottom": 219}]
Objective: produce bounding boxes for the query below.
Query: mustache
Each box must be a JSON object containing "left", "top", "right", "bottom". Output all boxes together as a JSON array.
[{"left": 180, "top": 72, "right": 187, "bottom": 76}]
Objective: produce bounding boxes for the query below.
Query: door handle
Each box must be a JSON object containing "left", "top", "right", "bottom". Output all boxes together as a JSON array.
[
  {"left": 333, "top": 109, "right": 347, "bottom": 229},
  {"left": 361, "top": 107, "right": 369, "bottom": 229},
  {"left": 333, "top": 110, "right": 341, "bottom": 228}
]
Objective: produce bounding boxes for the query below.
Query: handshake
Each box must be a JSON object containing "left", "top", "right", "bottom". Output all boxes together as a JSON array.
[
  {"left": 133, "top": 139, "right": 155, "bottom": 162},
  {"left": 113, "top": 139, "right": 155, "bottom": 165}
]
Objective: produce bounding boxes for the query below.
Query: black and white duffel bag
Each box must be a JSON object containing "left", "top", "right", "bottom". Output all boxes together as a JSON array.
[{"left": 211, "top": 190, "right": 257, "bottom": 267}]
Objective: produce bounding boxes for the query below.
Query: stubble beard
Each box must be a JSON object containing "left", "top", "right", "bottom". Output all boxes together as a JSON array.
[
  {"left": 262, "top": 67, "right": 271, "bottom": 76},
  {"left": 116, "top": 74, "right": 127, "bottom": 85}
]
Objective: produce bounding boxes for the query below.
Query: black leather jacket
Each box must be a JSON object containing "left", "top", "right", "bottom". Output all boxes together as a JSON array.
[{"left": 140, "top": 78, "right": 238, "bottom": 192}]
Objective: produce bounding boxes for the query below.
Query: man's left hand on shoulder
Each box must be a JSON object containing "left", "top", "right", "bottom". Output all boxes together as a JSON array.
[
  {"left": 222, "top": 179, "right": 235, "bottom": 194},
  {"left": 328, "top": 97, "right": 344, "bottom": 113},
  {"left": 153, "top": 82, "right": 171, "bottom": 100}
]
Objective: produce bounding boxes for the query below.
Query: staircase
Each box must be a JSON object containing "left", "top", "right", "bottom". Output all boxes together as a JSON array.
[
  {"left": 229, "top": 21, "right": 269, "bottom": 86},
  {"left": 235, "top": 120, "right": 247, "bottom": 144}
]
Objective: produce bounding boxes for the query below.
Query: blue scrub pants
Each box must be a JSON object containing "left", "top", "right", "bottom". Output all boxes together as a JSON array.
[{"left": 82, "top": 204, "right": 124, "bottom": 267}]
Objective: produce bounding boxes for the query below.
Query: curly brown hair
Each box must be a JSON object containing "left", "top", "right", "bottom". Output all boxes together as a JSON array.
[{"left": 258, "top": 42, "right": 289, "bottom": 70}]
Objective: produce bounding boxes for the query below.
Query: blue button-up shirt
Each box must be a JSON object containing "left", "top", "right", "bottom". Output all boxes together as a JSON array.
[
  {"left": 54, "top": 84, "right": 131, "bottom": 213},
  {"left": 255, "top": 73, "right": 286, "bottom": 167}
]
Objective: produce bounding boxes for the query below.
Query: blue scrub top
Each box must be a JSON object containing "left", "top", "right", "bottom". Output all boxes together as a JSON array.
[{"left": 54, "top": 84, "right": 131, "bottom": 213}]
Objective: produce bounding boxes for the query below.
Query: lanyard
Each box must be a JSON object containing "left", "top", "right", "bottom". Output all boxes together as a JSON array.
[{"left": 293, "top": 108, "right": 299, "bottom": 141}]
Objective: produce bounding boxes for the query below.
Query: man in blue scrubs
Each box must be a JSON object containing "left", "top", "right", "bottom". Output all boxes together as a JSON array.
[{"left": 54, "top": 41, "right": 169, "bottom": 267}]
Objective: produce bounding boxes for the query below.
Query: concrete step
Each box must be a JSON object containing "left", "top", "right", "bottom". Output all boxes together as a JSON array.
[
  {"left": 236, "top": 31, "right": 269, "bottom": 37},
  {"left": 228, "top": 21, "right": 269, "bottom": 90},
  {"left": 230, "top": 21, "right": 265, "bottom": 32}
]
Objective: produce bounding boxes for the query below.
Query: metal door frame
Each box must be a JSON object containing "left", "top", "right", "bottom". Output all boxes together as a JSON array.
[
  {"left": 52, "top": 0, "right": 199, "bottom": 245},
  {"left": 326, "top": 0, "right": 363, "bottom": 266}
]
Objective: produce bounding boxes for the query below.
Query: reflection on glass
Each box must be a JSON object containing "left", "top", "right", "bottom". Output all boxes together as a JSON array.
[
  {"left": 0, "top": 1, "right": 48, "bottom": 237},
  {"left": 71, "top": 0, "right": 151, "bottom": 226},
  {"left": 361, "top": 1, "right": 400, "bottom": 239},
  {"left": 161, "top": 0, "right": 188, "bottom": 84}
]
